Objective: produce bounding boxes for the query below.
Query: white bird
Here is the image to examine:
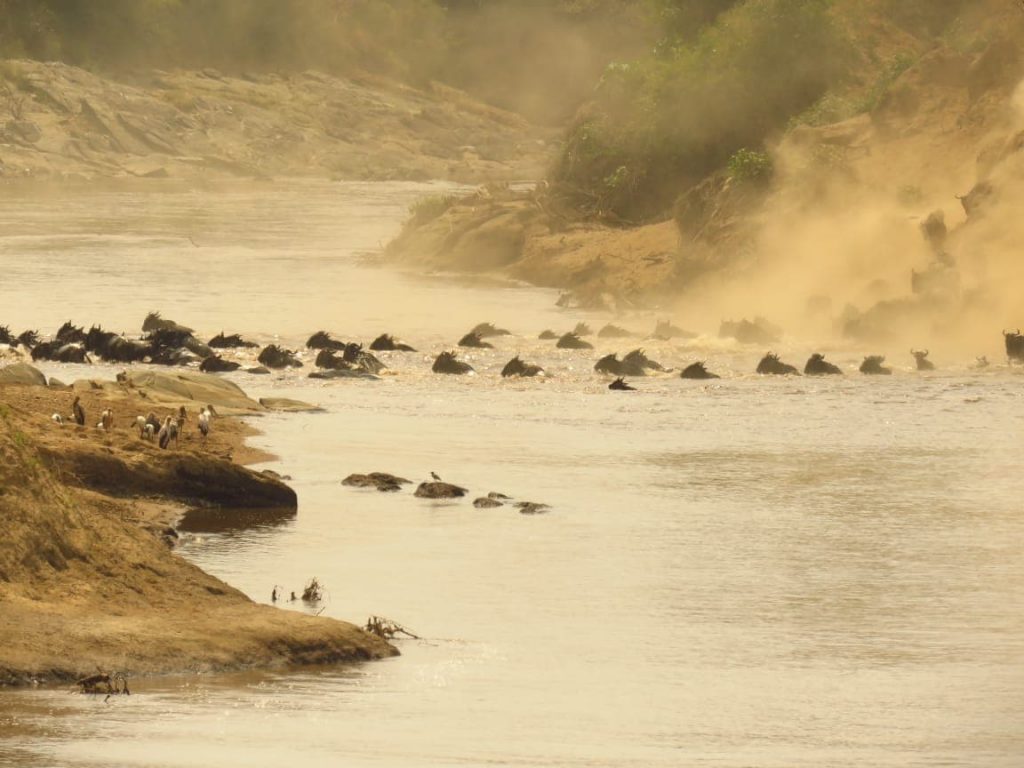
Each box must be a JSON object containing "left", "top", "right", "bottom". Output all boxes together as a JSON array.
[
  {"left": 198, "top": 407, "right": 211, "bottom": 438},
  {"left": 51, "top": 413, "right": 64, "bottom": 426},
  {"left": 158, "top": 416, "right": 173, "bottom": 450},
  {"left": 100, "top": 409, "right": 114, "bottom": 431},
  {"left": 135, "top": 415, "right": 147, "bottom": 438},
  {"left": 143, "top": 423, "right": 156, "bottom": 441}
]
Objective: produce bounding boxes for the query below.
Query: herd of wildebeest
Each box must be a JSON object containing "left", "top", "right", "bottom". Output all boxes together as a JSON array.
[{"left": 2, "top": 313, "right": 1023, "bottom": 389}]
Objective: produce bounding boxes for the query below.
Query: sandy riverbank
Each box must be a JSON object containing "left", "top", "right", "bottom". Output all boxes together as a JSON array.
[{"left": 0, "top": 368, "right": 395, "bottom": 687}]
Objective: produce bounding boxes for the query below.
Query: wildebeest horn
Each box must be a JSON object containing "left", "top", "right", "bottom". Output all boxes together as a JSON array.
[{"left": 1004, "top": 328, "right": 1021, "bottom": 336}]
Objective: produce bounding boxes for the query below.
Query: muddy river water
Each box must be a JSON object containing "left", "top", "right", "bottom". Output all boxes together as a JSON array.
[{"left": 1, "top": 181, "right": 1023, "bottom": 767}]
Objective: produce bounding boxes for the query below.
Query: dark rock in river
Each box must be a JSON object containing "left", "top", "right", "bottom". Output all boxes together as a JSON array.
[
  {"left": 343, "top": 472, "right": 412, "bottom": 492},
  {"left": 414, "top": 481, "right": 468, "bottom": 499},
  {"left": 515, "top": 502, "right": 551, "bottom": 515},
  {"left": 473, "top": 497, "right": 504, "bottom": 508}
]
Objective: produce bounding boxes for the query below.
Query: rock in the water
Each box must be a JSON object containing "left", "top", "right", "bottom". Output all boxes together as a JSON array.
[
  {"left": 343, "top": 473, "right": 412, "bottom": 492},
  {"left": 118, "top": 370, "right": 261, "bottom": 410},
  {"left": 473, "top": 497, "right": 504, "bottom": 508},
  {"left": 414, "top": 481, "right": 468, "bottom": 499},
  {"left": 515, "top": 502, "right": 551, "bottom": 515},
  {"left": 259, "top": 397, "right": 325, "bottom": 413},
  {"left": 246, "top": 367, "right": 271, "bottom": 375},
  {"left": 0, "top": 362, "right": 47, "bottom": 387}
]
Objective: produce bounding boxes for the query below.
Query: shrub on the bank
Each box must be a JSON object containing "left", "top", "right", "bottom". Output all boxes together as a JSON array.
[{"left": 552, "top": 0, "right": 847, "bottom": 220}]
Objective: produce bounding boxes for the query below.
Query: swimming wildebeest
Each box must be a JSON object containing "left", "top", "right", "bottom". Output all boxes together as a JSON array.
[
  {"left": 719, "top": 317, "right": 781, "bottom": 345},
  {"left": 598, "top": 324, "right": 635, "bottom": 339},
  {"left": 258, "top": 344, "right": 303, "bottom": 369},
  {"left": 680, "top": 362, "right": 720, "bottom": 380},
  {"left": 573, "top": 322, "right": 593, "bottom": 337},
  {"left": 458, "top": 331, "right": 493, "bottom": 349},
  {"left": 859, "top": 355, "right": 892, "bottom": 375},
  {"left": 608, "top": 377, "right": 636, "bottom": 391},
  {"left": 556, "top": 333, "right": 593, "bottom": 350},
  {"left": 31, "top": 341, "right": 91, "bottom": 364},
  {"left": 209, "top": 332, "right": 258, "bottom": 349},
  {"left": 756, "top": 352, "right": 799, "bottom": 375},
  {"left": 200, "top": 355, "right": 241, "bottom": 373},
  {"left": 501, "top": 356, "right": 544, "bottom": 377},
  {"left": 911, "top": 349, "right": 935, "bottom": 371},
  {"left": 651, "top": 319, "right": 692, "bottom": 340},
  {"left": 804, "top": 353, "right": 842, "bottom": 376},
  {"left": 538, "top": 330, "right": 559, "bottom": 340},
  {"left": 306, "top": 331, "right": 347, "bottom": 351},
  {"left": 143, "top": 311, "right": 193, "bottom": 335},
  {"left": 1004, "top": 329, "right": 1024, "bottom": 363},
  {"left": 471, "top": 322, "right": 511, "bottom": 338},
  {"left": 432, "top": 351, "right": 474, "bottom": 375},
  {"left": 369, "top": 334, "right": 416, "bottom": 352},
  {"left": 595, "top": 349, "right": 667, "bottom": 377},
  {"left": 55, "top": 320, "right": 87, "bottom": 345}
]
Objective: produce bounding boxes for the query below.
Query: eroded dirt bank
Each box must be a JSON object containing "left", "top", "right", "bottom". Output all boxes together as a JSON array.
[
  {"left": 0, "top": 59, "right": 552, "bottom": 183},
  {"left": 386, "top": 39, "right": 1024, "bottom": 344},
  {"left": 0, "top": 369, "right": 395, "bottom": 687}
]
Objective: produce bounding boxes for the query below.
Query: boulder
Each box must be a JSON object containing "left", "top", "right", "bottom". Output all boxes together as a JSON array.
[
  {"left": 259, "top": 397, "right": 325, "bottom": 413},
  {"left": 414, "top": 481, "right": 468, "bottom": 499},
  {"left": 117, "top": 370, "right": 261, "bottom": 410},
  {"left": 0, "top": 362, "right": 47, "bottom": 387}
]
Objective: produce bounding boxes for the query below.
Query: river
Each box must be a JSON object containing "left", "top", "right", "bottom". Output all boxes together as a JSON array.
[{"left": 1, "top": 180, "right": 1023, "bottom": 767}]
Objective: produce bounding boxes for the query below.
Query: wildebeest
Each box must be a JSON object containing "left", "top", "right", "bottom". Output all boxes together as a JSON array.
[
  {"left": 316, "top": 344, "right": 385, "bottom": 375},
  {"left": 594, "top": 349, "right": 667, "bottom": 377},
  {"left": 556, "top": 333, "right": 593, "bottom": 350},
  {"left": 55, "top": 320, "right": 87, "bottom": 345},
  {"left": 209, "top": 332, "right": 258, "bottom": 349},
  {"left": 15, "top": 330, "right": 39, "bottom": 348},
  {"left": 369, "top": 334, "right": 416, "bottom": 352},
  {"left": 719, "top": 317, "right": 781, "bottom": 345},
  {"left": 573, "top": 322, "right": 593, "bottom": 337},
  {"left": 651, "top": 319, "right": 693, "bottom": 340},
  {"left": 458, "top": 331, "right": 493, "bottom": 349},
  {"left": 1004, "top": 329, "right": 1024, "bottom": 363},
  {"left": 680, "top": 362, "right": 720, "bottom": 380},
  {"left": 143, "top": 311, "right": 193, "bottom": 335},
  {"left": 597, "top": 324, "right": 635, "bottom": 339},
  {"left": 432, "top": 351, "right": 474, "bottom": 375},
  {"left": 538, "top": 330, "right": 559, "bottom": 340},
  {"left": 258, "top": 344, "right": 303, "bottom": 369},
  {"left": 804, "top": 353, "right": 842, "bottom": 376},
  {"left": 859, "top": 355, "right": 892, "bottom": 375},
  {"left": 306, "top": 331, "right": 346, "bottom": 351},
  {"left": 85, "top": 326, "right": 150, "bottom": 363},
  {"left": 31, "top": 340, "right": 91, "bottom": 364},
  {"left": 0, "top": 325, "right": 13, "bottom": 345},
  {"left": 200, "top": 355, "right": 241, "bottom": 373},
  {"left": 911, "top": 349, "right": 935, "bottom": 371},
  {"left": 471, "top": 322, "right": 512, "bottom": 338},
  {"left": 608, "top": 377, "right": 635, "bottom": 391},
  {"left": 756, "top": 352, "right": 799, "bottom": 375},
  {"left": 501, "top": 356, "right": 544, "bottom": 377}
]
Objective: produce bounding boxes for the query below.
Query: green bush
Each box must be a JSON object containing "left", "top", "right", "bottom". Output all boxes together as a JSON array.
[
  {"left": 409, "top": 194, "right": 457, "bottom": 225},
  {"left": 727, "top": 148, "right": 773, "bottom": 183},
  {"left": 553, "top": 0, "right": 848, "bottom": 219}
]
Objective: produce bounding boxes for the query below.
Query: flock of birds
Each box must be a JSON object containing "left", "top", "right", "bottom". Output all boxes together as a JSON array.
[{"left": 53, "top": 396, "right": 217, "bottom": 449}]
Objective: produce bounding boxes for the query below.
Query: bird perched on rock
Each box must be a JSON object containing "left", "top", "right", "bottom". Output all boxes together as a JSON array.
[
  {"left": 71, "top": 395, "right": 85, "bottom": 426},
  {"left": 430, "top": 471, "right": 442, "bottom": 481}
]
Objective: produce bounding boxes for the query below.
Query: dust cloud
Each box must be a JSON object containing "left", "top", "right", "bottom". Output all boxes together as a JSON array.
[{"left": 673, "top": 80, "right": 1024, "bottom": 361}]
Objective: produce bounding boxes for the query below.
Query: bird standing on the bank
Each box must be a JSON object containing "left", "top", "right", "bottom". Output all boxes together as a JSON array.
[
  {"left": 158, "top": 416, "right": 173, "bottom": 450},
  {"left": 71, "top": 395, "right": 85, "bottom": 426},
  {"left": 198, "top": 406, "right": 211, "bottom": 439},
  {"left": 100, "top": 409, "right": 114, "bottom": 431},
  {"left": 51, "top": 413, "right": 64, "bottom": 426}
]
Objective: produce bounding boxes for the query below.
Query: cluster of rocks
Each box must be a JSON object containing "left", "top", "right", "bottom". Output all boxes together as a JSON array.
[{"left": 342, "top": 472, "right": 551, "bottom": 515}]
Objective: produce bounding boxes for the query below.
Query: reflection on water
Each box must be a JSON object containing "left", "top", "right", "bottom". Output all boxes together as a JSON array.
[
  {"left": 1, "top": 182, "right": 1023, "bottom": 768},
  {"left": 176, "top": 505, "right": 297, "bottom": 535}
]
